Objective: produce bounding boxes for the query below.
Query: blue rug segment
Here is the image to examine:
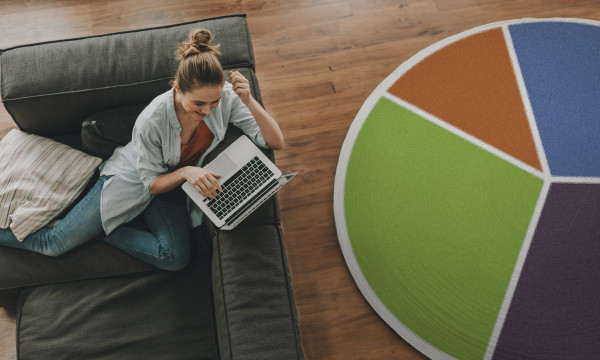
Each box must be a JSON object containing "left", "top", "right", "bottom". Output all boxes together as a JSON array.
[{"left": 509, "top": 22, "right": 600, "bottom": 177}]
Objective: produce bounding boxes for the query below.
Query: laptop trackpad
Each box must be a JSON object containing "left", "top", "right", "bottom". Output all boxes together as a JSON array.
[{"left": 209, "top": 154, "right": 237, "bottom": 178}]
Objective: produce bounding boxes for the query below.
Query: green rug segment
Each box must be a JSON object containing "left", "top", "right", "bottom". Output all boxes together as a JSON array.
[{"left": 344, "top": 97, "right": 543, "bottom": 360}]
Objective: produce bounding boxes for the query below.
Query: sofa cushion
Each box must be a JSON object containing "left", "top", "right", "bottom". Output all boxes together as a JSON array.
[
  {"left": 0, "top": 129, "right": 101, "bottom": 241},
  {"left": 0, "top": 15, "right": 256, "bottom": 137},
  {"left": 17, "top": 261, "right": 218, "bottom": 360},
  {"left": 211, "top": 225, "right": 303, "bottom": 360},
  {"left": 81, "top": 103, "right": 146, "bottom": 158}
]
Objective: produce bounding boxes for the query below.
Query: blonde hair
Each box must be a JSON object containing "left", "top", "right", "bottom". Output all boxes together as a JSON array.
[{"left": 174, "top": 29, "right": 225, "bottom": 92}]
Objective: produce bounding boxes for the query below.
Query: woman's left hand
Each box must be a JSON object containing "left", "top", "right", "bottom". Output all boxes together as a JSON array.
[
  {"left": 229, "top": 71, "right": 252, "bottom": 105},
  {"left": 229, "top": 71, "right": 285, "bottom": 150}
]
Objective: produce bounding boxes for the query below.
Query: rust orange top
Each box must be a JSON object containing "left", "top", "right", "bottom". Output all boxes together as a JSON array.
[{"left": 178, "top": 121, "right": 214, "bottom": 168}]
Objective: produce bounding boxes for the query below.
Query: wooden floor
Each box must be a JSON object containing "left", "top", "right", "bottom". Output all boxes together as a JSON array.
[{"left": 1, "top": 1, "right": 599, "bottom": 359}]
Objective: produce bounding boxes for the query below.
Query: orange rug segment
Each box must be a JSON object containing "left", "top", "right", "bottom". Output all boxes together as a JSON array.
[{"left": 388, "top": 28, "right": 542, "bottom": 171}]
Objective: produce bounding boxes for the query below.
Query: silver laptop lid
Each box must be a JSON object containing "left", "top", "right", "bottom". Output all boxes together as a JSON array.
[
  {"left": 182, "top": 135, "right": 286, "bottom": 229},
  {"left": 204, "top": 135, "right": 281, "bottom": 183}
]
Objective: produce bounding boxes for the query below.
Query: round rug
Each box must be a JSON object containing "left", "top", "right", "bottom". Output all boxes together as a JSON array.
[{"left": 334, "top": 18, "right": 600, "bottom": 360}]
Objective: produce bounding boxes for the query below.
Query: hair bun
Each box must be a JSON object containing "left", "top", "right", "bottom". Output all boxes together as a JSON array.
[{"left": 176, "top": 29, "right": 220, "bottom": 59}]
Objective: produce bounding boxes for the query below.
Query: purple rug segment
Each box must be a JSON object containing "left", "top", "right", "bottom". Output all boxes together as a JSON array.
[{"left": 493, "top": 183, "right": 600, "bottom": 360}]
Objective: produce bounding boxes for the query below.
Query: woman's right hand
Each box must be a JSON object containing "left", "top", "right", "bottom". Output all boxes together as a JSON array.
[{"left": 183, "top": 166, "right": 222, "bottom": 198}]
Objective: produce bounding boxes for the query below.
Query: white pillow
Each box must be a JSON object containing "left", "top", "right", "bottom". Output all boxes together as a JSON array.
[{"left": 0, "top": 130, "right": 102, "bottom": 241}]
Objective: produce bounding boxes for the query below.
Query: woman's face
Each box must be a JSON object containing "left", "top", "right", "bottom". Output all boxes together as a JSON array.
[{"left": 176, "top": 83, "right": 223, "bottom": 121}]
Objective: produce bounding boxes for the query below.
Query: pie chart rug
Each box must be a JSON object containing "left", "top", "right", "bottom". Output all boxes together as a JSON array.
[{"left": 334, "top": 18, "right": 600, "bottom": 360}]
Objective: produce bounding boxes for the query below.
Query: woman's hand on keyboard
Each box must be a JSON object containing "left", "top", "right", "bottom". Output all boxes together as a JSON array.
[{"left": 183, "top": 167, "right": 222, "bottom": 198}]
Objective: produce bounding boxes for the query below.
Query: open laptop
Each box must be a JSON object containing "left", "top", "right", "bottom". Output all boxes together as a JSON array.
[{"left": 182, "top": 135, "right": 297, "bottom": 230}]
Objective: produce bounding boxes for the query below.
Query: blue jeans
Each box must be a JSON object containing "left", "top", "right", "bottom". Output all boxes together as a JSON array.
[{"left": 0, "top": 176, "right": 190, "bottom": 271}]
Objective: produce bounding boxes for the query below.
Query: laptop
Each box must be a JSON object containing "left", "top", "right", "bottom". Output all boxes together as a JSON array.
[{"left": 182, "top": 135, "right": 297, "bottom": 230}]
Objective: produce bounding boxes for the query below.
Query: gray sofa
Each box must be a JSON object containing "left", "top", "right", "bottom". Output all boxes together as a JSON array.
[{"left": 0, "top": 14, "right": 303, "bottom": 360}]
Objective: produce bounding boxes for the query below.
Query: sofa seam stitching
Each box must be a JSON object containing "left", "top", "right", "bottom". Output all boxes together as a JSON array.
[
  {"left": 276, "top": 224, "right": 303, "bottom": 358},
  {"left": 15, "top": 289, "right": 24, "bottom": 359},
  {"left": 1, "top": 77, "right": 174, "bottom": 102},
  {"left": 216, "top": 229, "right": 234, "bottom": 359},
  {"left": 2, "top": 63, "right": 256, "bottom": 102}
]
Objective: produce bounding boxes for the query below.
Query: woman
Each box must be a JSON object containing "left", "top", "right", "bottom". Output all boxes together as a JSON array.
[{"left": 0, "top": 29, "right": 284, "bottom": 271}]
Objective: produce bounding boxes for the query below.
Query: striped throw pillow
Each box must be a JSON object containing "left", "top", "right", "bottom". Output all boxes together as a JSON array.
[{"left": 0, "top": 130, "right": 102, "bottom": 241}]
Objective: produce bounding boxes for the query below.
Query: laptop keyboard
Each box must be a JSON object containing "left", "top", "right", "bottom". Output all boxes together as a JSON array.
[{"left": 203, "top": 156, "right": 274, "bottom": 220}]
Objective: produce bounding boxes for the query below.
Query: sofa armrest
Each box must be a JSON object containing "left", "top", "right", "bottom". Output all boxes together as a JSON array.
[{"left": 211, "top": 224, "right": 303, "bottom": 360}]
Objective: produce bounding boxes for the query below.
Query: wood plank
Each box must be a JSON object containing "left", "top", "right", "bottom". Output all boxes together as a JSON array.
[{"left": 0, "top": 4, "right": 92, "bottom": 48}]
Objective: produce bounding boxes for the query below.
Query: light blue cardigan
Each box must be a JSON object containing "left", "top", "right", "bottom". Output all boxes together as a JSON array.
[{"left": 99, "top": 83, "right": 267, "bottom": 234}]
